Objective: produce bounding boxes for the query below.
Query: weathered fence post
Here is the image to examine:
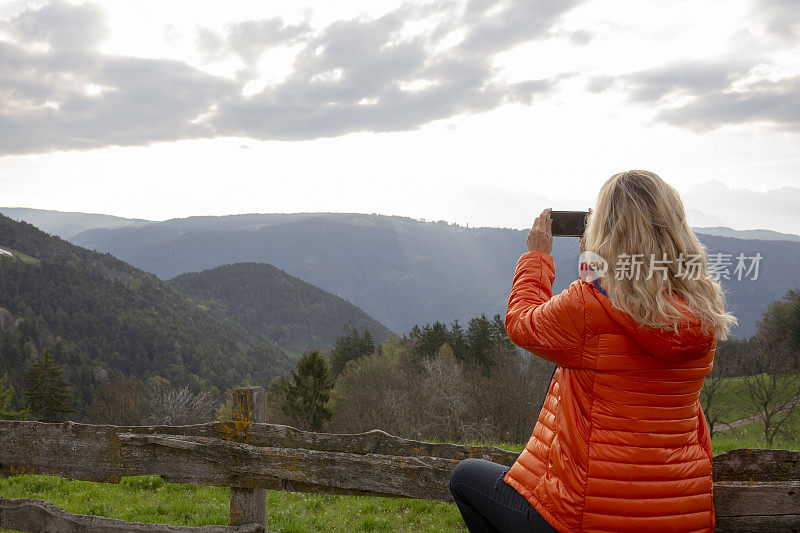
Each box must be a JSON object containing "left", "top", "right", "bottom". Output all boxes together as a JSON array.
[{"left": 229, "top": 386, "right": 268, "bottom": 528}]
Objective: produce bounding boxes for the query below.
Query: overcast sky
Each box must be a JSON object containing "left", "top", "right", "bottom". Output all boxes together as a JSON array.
[{"left": 1, "top": 0, "right": 799, "bottom": 233}]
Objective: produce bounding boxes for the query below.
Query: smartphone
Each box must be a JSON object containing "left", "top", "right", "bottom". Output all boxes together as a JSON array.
[{"left": 550, "top": 211, "right": 588, "bottom": 237}]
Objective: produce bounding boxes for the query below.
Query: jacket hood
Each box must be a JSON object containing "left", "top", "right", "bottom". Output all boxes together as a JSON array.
[{"left": 592, "top": 283, "right": 715, "bottom": 361}]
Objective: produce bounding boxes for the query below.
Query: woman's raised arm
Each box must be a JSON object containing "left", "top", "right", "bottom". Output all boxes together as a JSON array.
[{"left": 505, "top": 249, "right": 587, "bottom": 367}]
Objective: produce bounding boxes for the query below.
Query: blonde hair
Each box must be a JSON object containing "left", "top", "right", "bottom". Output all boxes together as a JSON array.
[{"left": 584, "top": 170, "right": 737, "bottom": 340}]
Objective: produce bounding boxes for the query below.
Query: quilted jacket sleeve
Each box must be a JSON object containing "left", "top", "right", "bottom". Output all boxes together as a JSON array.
[{"left": 505, "top": 250, "right": 587, "bottom": 367}]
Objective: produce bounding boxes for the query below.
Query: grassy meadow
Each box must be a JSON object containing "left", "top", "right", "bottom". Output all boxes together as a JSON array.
[{"left": 0, "top": 475, "right": 464, "bottom": 533}]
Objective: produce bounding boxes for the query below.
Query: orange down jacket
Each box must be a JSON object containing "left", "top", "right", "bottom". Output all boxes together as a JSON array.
[{"left": 503, "top": 250, "right": 717, "bottom": 533}]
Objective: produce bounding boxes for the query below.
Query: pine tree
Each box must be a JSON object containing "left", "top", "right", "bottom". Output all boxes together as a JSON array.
[
  {"left": 0, "top": 372, "right": 26, "bottom": 419},
  {"left": 449, "top": 319, "right": 467, "bottom": 361},
  {"left": 330, "top": 323, "right": 375, "bottom": 376},
  {"left": 23, "top": 348, "right": 74, "bottom": 422},
  {"left": 281, "top": 350, "right": 334, "bottom": 431},
  {"left": 490, "top": 313, "right": 517, "bottom": 354},
  {"left": 411, "top": 321, "right": 449, "bottom": 358},
  {"left": 466, "top": 314, "right": 493, "bottom": 368},
  {"left": 362, "top": 328, "right": 375, "bottom": 356}
]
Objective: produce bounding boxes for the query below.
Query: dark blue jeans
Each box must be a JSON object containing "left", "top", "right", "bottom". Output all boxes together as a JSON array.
[{"left": 449, "top": 458, "right": 558, "bottom": 533}]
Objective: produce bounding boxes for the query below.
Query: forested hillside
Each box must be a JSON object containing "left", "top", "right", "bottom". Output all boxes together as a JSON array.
[
  {"left": 169, "top": 262, "right": 393, "bottom": 352},
  {"left": 0, "top": 214, "right": 292, "bottom": 415},
  {"left": 69, "top": 212, "right": 800, "bottom": 338}
]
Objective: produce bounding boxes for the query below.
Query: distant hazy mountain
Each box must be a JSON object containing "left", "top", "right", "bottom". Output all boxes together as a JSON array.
[
  {"left": 0, "top": 214, "right": 292, "bottom": 414},
  {"left": 0, "top": 207, "right": 151, "bottom": 239},
  {"left": 692, "top": 226, "right": 800, "bottom": 243},
  {"left": 169, "top": 262, "right": 394, "bottom": 352},
  {"left": 686, "top": 209, "right": 726, "bottom": 228},
  {"left": 65, "top": 212, "right": 800, "bottom": 339},
  {"left": 684, "top": 181, "right": 800, "bottom": 237},
  {"left": 691, "top": 231, "right": 800, "bottom": 339}
]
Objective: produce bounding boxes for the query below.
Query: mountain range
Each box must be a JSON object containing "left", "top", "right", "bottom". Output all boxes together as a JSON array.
[{"left": 3, "top": 208, "right": 798, "bottom": 340}]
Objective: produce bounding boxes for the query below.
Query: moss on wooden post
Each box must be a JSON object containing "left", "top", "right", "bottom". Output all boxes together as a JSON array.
[{"left": 229, "top": 387, "right": 268, "bottom": 527}]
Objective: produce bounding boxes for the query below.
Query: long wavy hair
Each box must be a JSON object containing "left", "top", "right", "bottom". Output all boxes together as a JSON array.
[{"left": 584, "top": 170, "right": 737, "bottom": 340}]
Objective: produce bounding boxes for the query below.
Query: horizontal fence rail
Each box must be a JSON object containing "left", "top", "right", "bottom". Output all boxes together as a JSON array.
[
  {"left": 0, "top": 419, "right": 513, "bottom": 500},
  {"left": 1, "top": 386, "right": 798, "bottom": 532}
]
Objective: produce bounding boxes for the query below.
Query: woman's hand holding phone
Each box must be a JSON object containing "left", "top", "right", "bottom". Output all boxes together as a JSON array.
[
  {"left": 527, "top": 208, "right": 553, "bottom": 254},
  {"left": 528, "top": 208, "right": 593, "bottom": 255}
]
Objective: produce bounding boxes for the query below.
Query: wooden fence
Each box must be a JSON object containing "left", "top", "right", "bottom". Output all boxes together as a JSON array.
[{"left": 1, "top": 386, "right": 798, "bottom": 532}]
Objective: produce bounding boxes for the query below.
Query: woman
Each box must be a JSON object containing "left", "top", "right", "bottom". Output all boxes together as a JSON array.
[{"left": 449, "top": 170, "right": 737, "bottom": 532}]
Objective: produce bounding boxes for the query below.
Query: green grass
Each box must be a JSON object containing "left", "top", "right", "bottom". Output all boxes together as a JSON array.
[
  {"left": 711, "top": 416, "right": 800, "bottom": 455},
  {"left": 0, "top": 475, "right": 225, "bottom": 530},
  {"left": 705, "top": 376, "right": 754, "bottom": 421},
  {"left": 0, "top": 475, "right": 464, "bottom": 533},
  {"left": 706, "top": 374, "right": 800, "bottom": 454},
  {"left": 705, "top": 374, "right": 800, "bottom": 423}
]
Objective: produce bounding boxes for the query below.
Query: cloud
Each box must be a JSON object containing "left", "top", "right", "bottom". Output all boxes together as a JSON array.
[
  {"left": 753, "top": 0, "right": 800, "bottom": 40},
  {"left": 656, "top": 76, "right": 800, "bottom": 131},
  {"left": 195, "top": 27, "right": 228, "bottom": 63},
  {"left": 209, "top": 0, "right": 587, "bottom": 141},
  {"left": 197, "top": 17, "right": 310, "bottom": 67},
  {"left": 225, "top": 18, "right": 310, "bottom": 66},
  {"left": 0, "top": 1, "right": 237, "bottom": 154},
  {"left": 568, "top": 29, "right": 593, "bottom": 46},
  {"left": 6, "top": 1, "right": 106, "bottom": 52},
  {"left": 0, "top": 0, "right": 585, "bottom": 155},
  {"left": 587, "top": 59, "right": 754, "bottom": 103},
  {"left": 582, "top": 1, "right": 800, "bottom": 134},
  {"left": 211, "top": 3, "right": 562, "bottom": 140},
  {"left": 586, "top": 56, "right": 800, "bottom": 132},
  {"left": 459, "top": 0, "right": 584, "bottom": 53}
]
